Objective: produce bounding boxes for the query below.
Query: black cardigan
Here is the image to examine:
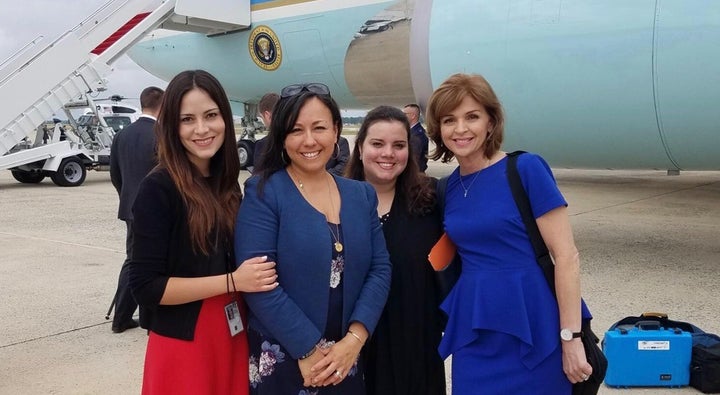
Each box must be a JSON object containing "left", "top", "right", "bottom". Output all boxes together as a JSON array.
[{"left": 128, "top": 169, "right": 232, "bottom": 340}]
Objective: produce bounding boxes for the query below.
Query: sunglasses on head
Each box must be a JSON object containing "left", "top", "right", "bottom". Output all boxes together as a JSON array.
[{"left": 280, "top": 83, "right": 330, "bottom": 98}]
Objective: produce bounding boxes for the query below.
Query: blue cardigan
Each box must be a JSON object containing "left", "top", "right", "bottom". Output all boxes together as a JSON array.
[{"left": 234, "top": 169, "right": 391, "bottom": 359}]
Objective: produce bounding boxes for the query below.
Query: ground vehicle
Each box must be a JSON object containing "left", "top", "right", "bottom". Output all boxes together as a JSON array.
[
  {"left": 0, "top": 97, "right": 138, "bottom": 186},
  {"left": 0, "top": 0, "right": 247, "bottom": 187},
  {"left": 76, "top": 101, "right": 140, "bottom": 133}
]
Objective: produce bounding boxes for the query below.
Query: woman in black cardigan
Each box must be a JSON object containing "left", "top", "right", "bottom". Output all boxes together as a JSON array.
[{"left": 128, "top": 70, "right": 277, "bottom": 394}]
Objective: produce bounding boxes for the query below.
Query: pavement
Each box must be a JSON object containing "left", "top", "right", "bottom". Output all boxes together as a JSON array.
[{"left": 1, "top": 159, "right": 719, "bottom": 394}]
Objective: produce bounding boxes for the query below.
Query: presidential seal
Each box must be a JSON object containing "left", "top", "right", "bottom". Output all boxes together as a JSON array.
[{"left": 249, "top": 25, "right": 282, "bottom": 71}]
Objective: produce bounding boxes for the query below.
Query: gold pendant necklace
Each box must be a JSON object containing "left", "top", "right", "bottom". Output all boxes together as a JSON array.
[
  {"left": 329, "top": 224, "right": 343, "bottom": 252},
  {"left": 326, "top": 174, "right": 343, "bottom": 253},
  {"left": 288, "top": 167, "right": 343, "bottom": 252}
]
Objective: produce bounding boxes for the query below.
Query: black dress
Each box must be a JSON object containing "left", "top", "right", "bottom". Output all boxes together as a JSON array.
[{"left": 363, "top": 192, "right": 447, "bottom": 395}]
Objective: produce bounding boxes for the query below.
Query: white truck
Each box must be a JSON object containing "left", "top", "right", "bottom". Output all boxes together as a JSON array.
[
  {"left": 0, "top": 97, "right": 138, "bottom": 186},
  {"left": 0, "top": 0, "right": 248, "bottom": 187}
]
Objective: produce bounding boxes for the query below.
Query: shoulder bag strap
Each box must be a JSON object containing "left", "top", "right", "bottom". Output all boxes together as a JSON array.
[{"left": 506, "top": 151, "right": 557, "bottom": 299}]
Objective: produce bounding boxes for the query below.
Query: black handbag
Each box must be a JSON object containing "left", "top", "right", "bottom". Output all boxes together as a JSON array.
[
  {"left": 506, "top": 151, "right": 607, "bottom": 395},
  {"left": 691, "top": 341, "right": 720, "bottom": 393}
]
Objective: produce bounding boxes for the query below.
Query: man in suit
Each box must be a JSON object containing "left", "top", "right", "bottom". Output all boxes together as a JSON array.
[
  {"left": 403, "top": 104, "right": 429, "bottom": 172},
  {"left": 250, "top": 92, "right": 280, "bottom": 174},
  {"left": 109, "top": 86, "right": 164, "bottom": 333}
]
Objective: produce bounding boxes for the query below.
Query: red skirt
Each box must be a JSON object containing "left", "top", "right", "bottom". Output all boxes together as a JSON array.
[{"left": 142, "top": 293, "right": 249, "bottom": 395}]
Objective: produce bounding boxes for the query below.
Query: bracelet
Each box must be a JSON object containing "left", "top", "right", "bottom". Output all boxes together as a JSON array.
[
  {"left": 347, "top": 330, "right": 365, "bottom": 345},
  {"left": 299, "top": 345, "right": 317, "bottom": 360}
]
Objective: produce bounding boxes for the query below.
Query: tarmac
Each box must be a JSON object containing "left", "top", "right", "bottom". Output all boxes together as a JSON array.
[{"left": 1, "top": 157, "right": 719, "bottom": 394}]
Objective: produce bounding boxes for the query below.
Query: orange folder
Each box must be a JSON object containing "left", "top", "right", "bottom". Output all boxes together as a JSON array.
[{"left": 428, "top": 232, "right": 457, "bottom": 271}]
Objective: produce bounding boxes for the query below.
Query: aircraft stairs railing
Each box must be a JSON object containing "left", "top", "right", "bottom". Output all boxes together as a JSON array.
[{"left": 0, "top": 0, "right": 177, "bottom": 161}]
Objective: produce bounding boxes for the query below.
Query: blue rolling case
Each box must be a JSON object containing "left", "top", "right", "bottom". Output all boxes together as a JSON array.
[{"left": 604, "top": 320, "right": 692, "bottom": 387}]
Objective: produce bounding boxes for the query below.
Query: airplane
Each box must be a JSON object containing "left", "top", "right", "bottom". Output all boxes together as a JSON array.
[
  {"left": 126, "top": 0, "right": 720, "bottom": 172},
  {"left": 2, "top": 0, "right": 719, "bottom": 186}
]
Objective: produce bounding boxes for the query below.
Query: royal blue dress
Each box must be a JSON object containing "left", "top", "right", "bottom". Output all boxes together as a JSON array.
[{"left": 440, "top": 153, "right": 574, "bottom": 394}]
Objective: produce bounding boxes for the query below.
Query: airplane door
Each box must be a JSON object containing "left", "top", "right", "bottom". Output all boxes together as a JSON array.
[{"left": 654, "top": 0, "right": 720, "bottom": 170}]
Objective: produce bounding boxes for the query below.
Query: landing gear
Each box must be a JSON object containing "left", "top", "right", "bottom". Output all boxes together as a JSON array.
[
  {"left": 236, "top": 102, "right": 263, "bottom": 170},
  {"left": 51, "top": 156, "right": 86, "bottom": 187},
  {"left": 237, "top": 140, "right": 254, "bottom": 170}
]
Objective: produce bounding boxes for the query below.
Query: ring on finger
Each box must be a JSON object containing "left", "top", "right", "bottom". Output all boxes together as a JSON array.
[
  {"left": 335, "top": 370, "right": 342, "bottom": 378},
  {"left": 580, "top": 374, "right": 588, "bottom": 381}
]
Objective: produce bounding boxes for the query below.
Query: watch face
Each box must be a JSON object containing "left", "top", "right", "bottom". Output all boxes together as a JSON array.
[{"left": 560, "top": 329, "right": 572, "bottom": 341}]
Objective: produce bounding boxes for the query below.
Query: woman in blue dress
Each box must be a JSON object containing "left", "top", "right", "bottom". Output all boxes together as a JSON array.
[
  {"left": 234, "top": 83, "right": 391, "bottom": 394},
  {"left": 425, "top": 73, "right": 592, "bottom": 394}
]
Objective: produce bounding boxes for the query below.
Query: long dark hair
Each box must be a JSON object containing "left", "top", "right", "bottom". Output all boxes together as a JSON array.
[
  {"left": 256, "top": 90, "right": 342, "bottom": 194},
  {"left": 345, "top": 105, "right": 435, "bottom": 216},
  {"left": 155, "top": 70, "right": 242, "bottom": 254}
]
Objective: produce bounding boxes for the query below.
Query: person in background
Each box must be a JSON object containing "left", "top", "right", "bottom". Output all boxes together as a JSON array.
[
  {"left": 345, "top": 105, "right": 446, "bottom": 395},
  {"left": 235, "top": 82, "right": 391, "bottom": 394},
  {"left": 251, "top": 92, "right": 280, "bottom": 174},
  {"left": 325, "top": 135, "right": 350, "bottom": 176},
  {"left": 403, "top": 104, "right": 429, "bottom": 172},
  {"left": 128, "top": 70, "right": 277, "bottom": 394},
  {"left": 425, "top": 73, "right": 590, "bottom": 394},
  {"left": 109, "top": 85, "right": 164, "bottom": 333}
]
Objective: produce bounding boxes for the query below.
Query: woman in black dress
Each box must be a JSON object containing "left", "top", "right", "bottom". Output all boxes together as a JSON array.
[{"left": 346, "top": 105, "right": 446, "bottom": 395}]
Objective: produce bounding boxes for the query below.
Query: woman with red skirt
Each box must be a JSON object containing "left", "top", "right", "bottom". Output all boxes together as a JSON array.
[{"left": 128, "top": 70, "right": 278, "bottom": 394}]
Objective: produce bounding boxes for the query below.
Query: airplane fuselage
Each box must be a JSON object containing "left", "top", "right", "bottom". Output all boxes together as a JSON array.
[{"left": 129, "top": 0, "right": 720, "bottom": 170}]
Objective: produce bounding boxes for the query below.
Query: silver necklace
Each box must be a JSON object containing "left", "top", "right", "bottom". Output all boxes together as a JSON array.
[{"left": 459, "top": 171, "right": 481, "bottom": 198}]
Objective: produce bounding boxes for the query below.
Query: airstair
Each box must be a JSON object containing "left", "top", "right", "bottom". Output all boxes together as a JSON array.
[{"left": 0, "top": 0, "right": 250, "bottom": 186}]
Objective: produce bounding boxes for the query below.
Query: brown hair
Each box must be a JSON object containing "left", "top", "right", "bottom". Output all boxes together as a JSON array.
[
  {"left": 258, "top": 92, "right": 280, "bottom": 114},
  {"left": 139, "top": 86, "right": 164, "bottom": 112},
  {"left": 155, "top": 70, "right": 242, "bottom": 254},
  {"left": 426, "top": 73, "right": 505, "bottom": 163},
  {"left": 345, "top": 105, "right": 435, "bottom": 216}
]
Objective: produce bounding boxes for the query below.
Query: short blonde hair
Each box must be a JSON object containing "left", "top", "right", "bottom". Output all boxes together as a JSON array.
[{"left": 426, "top": 73, "right": 505, "bottom": 162}]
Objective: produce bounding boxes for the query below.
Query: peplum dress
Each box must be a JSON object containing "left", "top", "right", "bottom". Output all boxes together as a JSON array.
[{"left": 439, "top": 153, "right": 587, "bottom": 394}]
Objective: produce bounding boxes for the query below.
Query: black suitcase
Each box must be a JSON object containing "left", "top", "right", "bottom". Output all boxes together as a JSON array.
[{"left": 691, "top": 340, "right": 720, "bottom": 393}]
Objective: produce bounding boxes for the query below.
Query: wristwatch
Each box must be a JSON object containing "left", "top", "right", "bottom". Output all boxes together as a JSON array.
[{"left": 560, "top": 328, "right": 582, "bottom": 341}]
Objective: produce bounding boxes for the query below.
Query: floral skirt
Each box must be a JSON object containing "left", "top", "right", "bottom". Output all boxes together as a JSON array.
[{"left": 248, "top": 328, "right": 364, "bottom": 395}]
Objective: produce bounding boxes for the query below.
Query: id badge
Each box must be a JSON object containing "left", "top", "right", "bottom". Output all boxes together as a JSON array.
[{"left": 224, "top": 301, "right": 244, "bottom": 337}]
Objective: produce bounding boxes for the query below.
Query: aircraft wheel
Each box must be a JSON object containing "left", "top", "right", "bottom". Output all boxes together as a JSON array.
[
  {"left": 51, "top": 157, "right": 86, "bottom": 187},
  {"left": 237, "top": 140, "right": 254, "bottom": 170},
  {"left": 11, "top": 170, "right": 45, "bottom": 184}
]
